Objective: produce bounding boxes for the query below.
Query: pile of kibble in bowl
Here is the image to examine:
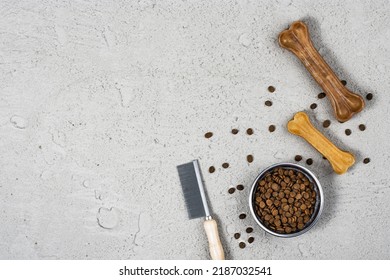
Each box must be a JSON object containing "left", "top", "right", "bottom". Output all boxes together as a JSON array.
[{"left": 254, "top": 167, "right": 316, "bottom": 234}]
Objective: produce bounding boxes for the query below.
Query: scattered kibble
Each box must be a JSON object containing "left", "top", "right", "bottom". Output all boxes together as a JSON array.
[
  {"left": 204, "top": 132, "right": 213, "bottom": 138},
  {"left": 323, "top": 120, "right": 331, "bottom": 128},
  {"left": 295, "top": 155, "right": 302, "bottom": 162},
  {"left": 209, "top": 166, "right": 215, "bottom": 173},
  {"left": 246, "top": 128, "right": 254, "bottom": 135},
  {"left": 366, "top": 93, "right": 373, "bottom": 100},
  {"left": 236, "top": 185, "right": 244, "bottom": 191},
  {"left": 359, "top": 124, "right": 366, "bottom": 131},
  {"left": 268, "top": 86, "right": 275, "bottom": 93},
  {"left": 248, "top": 237, "right": 255, "bottom": 244},
  {"left": 363, "top": 158, "right": 370, "bottom": 164},
  {"left": 239, "top": 213, "right": 247, "bottom": 219},
  {"left": 234, "top": 233, "right": 240, "bottom": 239},
  {"left": 246, "top": 227, "right": 253, "bottom": 233},
  {"left": 306, "top": 158, "right": 313, "bottom": 165},
  {"left": 247, "top": 155, "right": 254, "bottom": 163},
  {"left": 239, "top": 242, "right": 246, "bottom": 249},
  {"left": 231, "top": 129, "right": 239, "bottom": 135},
  {"left": 318, "top": 92, "right": 326, "bottom": 99},
  {"left": 228, "top": 188, "right": 235, "bottom": 194},
  {"left": 345, "top": 129, "right": 352, "bottom": 136},
  {"left": 341, "top": 80, "right": 347, "bottom": 86},
  {"left": 268, "top": 125, "right": 276, "bottom": 132},
  {"left": 310, "top": 103, "right": 317, "bottom": 109},
  {"left": 222, "top": 163, "right": 229, "bottom": 169},
  {"left": 265, "top": 100, "right": 273, "bottom": 106}
]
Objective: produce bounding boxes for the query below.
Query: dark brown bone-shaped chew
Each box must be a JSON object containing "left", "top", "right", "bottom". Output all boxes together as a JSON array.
[
  {"left": 279, "top": 21, "right": 365, "bottom": 122},
  {"left": 288, "top": 112, "right": 355, "bottom": 174}
]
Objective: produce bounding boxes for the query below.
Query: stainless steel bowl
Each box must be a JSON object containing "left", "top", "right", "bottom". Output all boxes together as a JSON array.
[{"left": 248, "top": 162, "right": 324, "bottom": 238}]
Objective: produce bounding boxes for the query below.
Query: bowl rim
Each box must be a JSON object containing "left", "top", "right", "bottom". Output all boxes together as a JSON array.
[{"left": 248, "top": 162, "right": 324, "bottom": 238}]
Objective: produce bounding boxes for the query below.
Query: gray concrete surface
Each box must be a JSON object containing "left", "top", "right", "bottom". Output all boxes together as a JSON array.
[{"left": 0, "top": 0, "right": 389, "bottom": 259}]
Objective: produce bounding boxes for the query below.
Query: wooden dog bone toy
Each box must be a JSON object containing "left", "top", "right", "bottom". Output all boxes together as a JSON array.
[
  {"left": 287, "top": 112, "right": 355, "bottom": 174},
  {"left": 279, "top": 21, "right": 365, "bottom": 123}
]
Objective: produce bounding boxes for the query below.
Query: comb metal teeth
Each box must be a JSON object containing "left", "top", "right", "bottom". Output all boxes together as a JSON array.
[{"left": 177, "top": 161, "right": 208, "bottom": 219}]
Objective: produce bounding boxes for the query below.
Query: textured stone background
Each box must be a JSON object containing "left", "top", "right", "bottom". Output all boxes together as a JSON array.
[{"left": 0, "top": 0, "right": 389, "bottom": 259}]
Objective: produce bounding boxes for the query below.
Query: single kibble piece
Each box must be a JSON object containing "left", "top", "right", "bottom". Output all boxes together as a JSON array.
[
  {"left": 222, "top": 163, "right": 229, "bottom": 169},
  {"left": 359, "top": 124, "right": 366, "bottom": 131},
  {"left": 239, "top": 213, "right": 247, "bottom": 219},
  {"left": 246, "top": 128, "right": 254, "bottom": 135},
  {"left": 239, "top": 242, "right": 246, "bottom": 249},
  {"left": 228, "top": 188, "right": 235, "bottom": 194},
  {"left": 363, "top": 158, "right": 370, "bottom": 164},
  {"left": 253, "top": 167, "right": 317, "bottom": 235},
  {"left": 345, "top": 129, "right": 352, "bottom": 136},
  {"left": 265, "top": 100, "right": 273, "bottom": 106},
  {"left": 366, "top": 93, "right": 373, "bottom": 100},
  {"left": 248, "top": 237, "right": 254, "bottom": 244},
  {"left": 246, "top": 227, "right": 253, "bottom": 233},
  {"left": 318, "top": 92, "right": 326, "bottom": 99},
  {"left": 209, "top": 166, "right": 215, "bottom": 173},
  {"left": 341, "top": 80, "right": 347, "bottom": 86},
  {"left": 236, "top": 184, "right": 244, "bottom": 191},
  {"left": 231, "top": 128, "right": 239, "bottom": 135},
  {"left": 295, "top": 155, "right": 302, "bottom": 162},
  {"left": 310, "top": 103, "right": 317, "bottom": 109},
  {"left": 323, "top": 120, "right": 331, "bottom": 128},
  {"left": 268, "top": 125, "right": 276, "bottom": 132},
  {"left": 204, "top": 132, "right": 213, "bottom": 138},
  {"left": 268, "top": 86, "right": 275, "bottom": 93},
  {"left": 247, "top": 155, "right": 254, "bottom": 163},
  {"left": 306, "top": 158, "right": 313, "bottom": 165},
  {"left": 234, "top": 233, "right": 240, "bottom": 239}
]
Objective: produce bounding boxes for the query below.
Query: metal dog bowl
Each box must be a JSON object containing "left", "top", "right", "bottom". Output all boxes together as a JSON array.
[{"left": 249, "top": 162, "right": 324, "bottom": 238}]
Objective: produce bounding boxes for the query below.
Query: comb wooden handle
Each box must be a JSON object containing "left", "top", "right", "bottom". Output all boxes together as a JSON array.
[
  {"left": 204, "top": 218, "right": 225, "bottom": 260},
  {"left": 287, "top": 112, "right": 355, "bottom": 174},
  {"left": 279, "top": 21, "right": 365, "bottom": 122}
]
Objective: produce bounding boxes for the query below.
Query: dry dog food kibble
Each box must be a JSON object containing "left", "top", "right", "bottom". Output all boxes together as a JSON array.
[
  {"left": 222, "top": 163, "right": 229, "bottom": 169},
  {"left": 247, "top": 155, "right": 254, "bottom": 163},
  {"left": 248, "top": 237, "right": 254, "bottom": 244},
  {"left": 204, "top": 132, "right": 213, "bottom": 138},
  {"left": 253, "top": 167, "right": 316, "bottom": 234},
  {"left": 363, "top": 158, "right": 370, "bottom": 164},
  {"left": 228, "top": 188, "right": 235, "bottom": 194},
  {"left": 246, "top": 227, "right": 253, "bottom": 233},
  {"left": 239, "top": 242, "right": 246, "bottom": 249},
  {"left": 268, "top": 125, "right": 276, "bottom": 132},
  {"left": 323, "top": 120, "right": 331, "bottom": 128},
  {"left": 231, "top": 128, "right": 239, "bottom": 135},
  {"left": 246, "top": 128, "right": 254, "bottom": 135},
  {"left": 341, "top": 80, "right": 347, "bottom": 86},
  {"left": 318, "top": 92, "right": 326, "bottom": 99},
  {"left": 239, "top": 213, "right": 247, "bottom": 219},
  {"left": 236, "top": 184, "right": 244, "bottom": 191},
  {"left": 209, "top": 166, "right": 215, "bottom": 173},
  {"left": 295, "top": 155, "right": 302, "bottom": 162},
  {"left": 265, "top": 100, "right": 273, "bottom": 106},
  {"left": 306, "top": 158, "right": 313, "bottom": 165},
  {"left": 359, "top": 124, "right": 366, "bottom": 131},
  {"left": 310, "top": 103, "right": 317, "bottom": 109},
  {"left": 366, "top": 93, "right": 373, "bottom": 100},
  {"left": 234, "top": 233, "right": 240, "bottom": 239},
  {"left": 345, "top": 129, "right": 352, "bottom": 136},
  {"left": 268, "top": 86, "right": 275, "bottom": 93}
]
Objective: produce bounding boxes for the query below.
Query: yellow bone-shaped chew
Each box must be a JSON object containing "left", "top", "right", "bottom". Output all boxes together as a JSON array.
[
  {"left": 288, "top": 112, "right": 355, "bottom": 174},
  {"left": 279, "top": 21, "right": 365, "bottom": 123}
]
